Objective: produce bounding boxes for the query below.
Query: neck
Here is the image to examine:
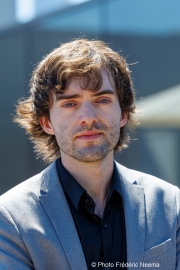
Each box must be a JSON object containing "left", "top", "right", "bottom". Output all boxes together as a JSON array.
[{"left": 61, "top": 151, "right": 114, "bottom": 217}]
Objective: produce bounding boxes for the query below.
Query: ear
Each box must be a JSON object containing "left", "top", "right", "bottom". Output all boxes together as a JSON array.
[
  {"left": 120, "top": 112, "right": 128, "bottom": 127},
  {"left": 39, "top": 116, "right": 55, "bottom": 135}
]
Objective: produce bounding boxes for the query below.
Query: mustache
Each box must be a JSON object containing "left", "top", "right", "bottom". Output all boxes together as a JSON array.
[{"left": 72, "top": 123, "right": 107, "bottom": 135}]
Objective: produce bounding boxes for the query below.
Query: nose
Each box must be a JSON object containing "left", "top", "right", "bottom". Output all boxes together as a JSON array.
[{"left": 78, "top": 101, "right": 98, "bottom": 127}]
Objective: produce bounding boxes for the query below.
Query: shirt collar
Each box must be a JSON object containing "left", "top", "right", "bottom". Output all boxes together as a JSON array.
[
  {"left": 56, "top": 158, "right": 85, "bottom": 210},
  {"left": 56, "top": 159, "right": 123, "bottom": 210},
  {"left": 106, "top": 161, "right": 123, "bottom": 205}
]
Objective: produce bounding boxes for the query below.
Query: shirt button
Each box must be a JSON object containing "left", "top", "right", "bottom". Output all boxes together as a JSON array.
[
  {"left": 84, "top": 198, "right": 90, "bottom": 204},
  {"left": 103, "top": 223, "right": 108, "bottom": 229}
]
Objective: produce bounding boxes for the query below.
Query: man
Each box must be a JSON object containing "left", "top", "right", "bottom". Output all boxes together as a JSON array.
[{"left": 0, "top": 39, "right": 179, "bottom": 270}]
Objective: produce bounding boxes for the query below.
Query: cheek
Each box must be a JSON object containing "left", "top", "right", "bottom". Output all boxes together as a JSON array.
[
  {"left": 107, "top": 109, "right": 121, "bottom": 126},
  {"left": 50, "top": 110, "right": 65, "bottom": 129},
  {"left": 50, "top": 114, "right": 68, "bottom": 137},
  {"left": 53, "top": 122, "right": 68, "bottom": 135}
]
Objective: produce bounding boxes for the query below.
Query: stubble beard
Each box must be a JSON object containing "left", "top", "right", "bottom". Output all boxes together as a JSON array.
[{"left": 55, "top": 121, "right": 120, "bottom": 163}]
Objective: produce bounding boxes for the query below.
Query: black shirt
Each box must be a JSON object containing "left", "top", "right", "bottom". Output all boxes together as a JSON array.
[{"left": 56, "top": 159, "right": 127, "bottom": 270}]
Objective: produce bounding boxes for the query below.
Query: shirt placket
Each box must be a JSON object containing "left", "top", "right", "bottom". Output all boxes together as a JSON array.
[{"left": 101, "top": 203, "right": 113, "bottom": 270}]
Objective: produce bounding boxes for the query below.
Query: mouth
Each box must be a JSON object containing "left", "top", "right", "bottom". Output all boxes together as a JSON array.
[{"left": 75, "top": 131, "right": 103, "bottom": 141}]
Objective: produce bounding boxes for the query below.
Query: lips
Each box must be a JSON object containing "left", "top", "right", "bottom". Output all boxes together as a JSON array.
[{"left": 75, "top": 131, "right": 103, "bottom": 140}]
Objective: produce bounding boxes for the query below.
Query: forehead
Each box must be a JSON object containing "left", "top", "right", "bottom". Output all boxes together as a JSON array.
[{"left": 65, "top": 69, "right": 116, "bottom": 94}]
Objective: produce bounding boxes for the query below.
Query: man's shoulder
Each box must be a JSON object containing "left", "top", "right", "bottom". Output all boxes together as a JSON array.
[
  {"left": 0, "top": 160, "right": 58, "bottom": 207},
  {"left": 115, "top": 161, "right": 180, "bottom": 212},
  {"left": 0, "top": 175, "right": 41, "bottom": 214},
  {"left": 115, "top": 161, "right": 179, "bottom": 192}
]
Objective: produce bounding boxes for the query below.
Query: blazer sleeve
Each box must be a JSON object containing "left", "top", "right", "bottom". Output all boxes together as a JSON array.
[
  {"left": 176, "top": 187, "right": 180, "bottom": 270},
  {"left": 0, "top": 203, "right": 34, "bottom": 269}
]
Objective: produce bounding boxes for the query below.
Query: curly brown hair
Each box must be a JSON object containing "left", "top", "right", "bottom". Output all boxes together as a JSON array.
[{"left": 14, "top": 39, "right": 138, "bottom": 163}]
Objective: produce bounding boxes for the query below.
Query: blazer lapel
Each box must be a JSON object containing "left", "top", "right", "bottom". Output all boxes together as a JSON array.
[
  {"left": 115, "top": 162, "right": 145, "bottom": 268},
  {"left": 39, "top": 161, "right": 87, "bottom": 270},
  {"left": 38, "top": 160, "right": 145, "bottom": 269}
]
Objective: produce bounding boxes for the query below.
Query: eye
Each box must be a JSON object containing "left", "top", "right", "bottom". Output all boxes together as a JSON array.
[
  {"left": 96, "top": 98, "right": 111, "bottom": 104},
  {"left": 62, "top": 102, "right": 77, "bottom": 107}
]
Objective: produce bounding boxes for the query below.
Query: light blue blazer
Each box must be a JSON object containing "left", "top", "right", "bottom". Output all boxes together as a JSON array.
[{"left": 0, "top": 160, "right": 179, "bottom": 270}]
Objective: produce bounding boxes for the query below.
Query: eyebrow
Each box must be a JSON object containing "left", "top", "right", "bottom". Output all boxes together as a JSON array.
[
  {"left": 92, "top": 89, "right": 115, "bottom": 97},
  {"left": 56, "top": 94, "right": 80, "bottom": 101},
  {"left": 55, "top": 89, "right": 115, "bottom": 101}
]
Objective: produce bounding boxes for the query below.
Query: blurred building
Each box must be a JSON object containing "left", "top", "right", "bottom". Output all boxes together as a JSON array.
[
  {"left": 0, "top": 0, "right": 17, "bottom": 30},
  {"left": 0, "top": 0, "right": 180, "bottom": 194}
]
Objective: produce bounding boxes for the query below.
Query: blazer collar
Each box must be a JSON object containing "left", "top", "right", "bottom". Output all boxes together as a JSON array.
[
  {"left": 39, "top": 160, "right": 87, "bottom": 270},
  {"left": 115, "top": 161, "right": 145, "bottom": 267}
]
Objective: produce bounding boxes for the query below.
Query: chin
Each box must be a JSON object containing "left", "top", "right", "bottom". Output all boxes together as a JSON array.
[{"left": 71, "top": 147, "right": 113, "bottom": 163}]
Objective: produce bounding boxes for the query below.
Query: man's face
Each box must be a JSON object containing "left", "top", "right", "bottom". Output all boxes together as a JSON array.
[{"left": 40, "top": 70, "right": 127, "bottom": 163}]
